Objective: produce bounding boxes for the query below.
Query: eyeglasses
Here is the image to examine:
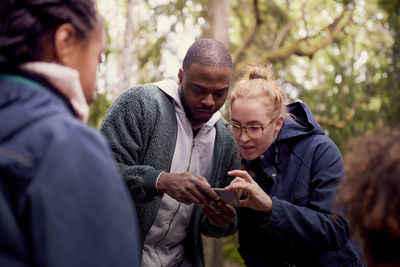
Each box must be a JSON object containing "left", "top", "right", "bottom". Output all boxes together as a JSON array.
[{"left": 224, "top": 118, "right": 276, "bottom": 139}]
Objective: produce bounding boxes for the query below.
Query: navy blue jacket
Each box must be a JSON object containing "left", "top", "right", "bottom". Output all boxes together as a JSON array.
[
  {"left": 237, "top": 102, "right": 365, "bottom": 267},
  {"left": 0, "top": 74, "right": 141, "bottom": 267}
]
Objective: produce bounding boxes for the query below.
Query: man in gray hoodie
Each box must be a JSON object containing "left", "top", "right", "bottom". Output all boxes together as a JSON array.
[{"left": 100, "top": 38, "right": 240, "bottom": 267}]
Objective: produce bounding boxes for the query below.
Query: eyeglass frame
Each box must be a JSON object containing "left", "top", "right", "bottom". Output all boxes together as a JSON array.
[{"left": 224, "top": 117, "right": 277, "bottom": 139}]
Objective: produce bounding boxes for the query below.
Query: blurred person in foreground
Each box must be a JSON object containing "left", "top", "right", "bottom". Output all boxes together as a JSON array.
[
  {"left": 100, "top": 38, "right": 240, "bottom": 267},
  {"left": 224, "top": 64, "right": 365, "bottom": 266},
  {"left": 337, "top": 128, "right": 400, "bottom": 267},
  {"left": 0, "top": 1, "right": 141, "bottom": 266}
]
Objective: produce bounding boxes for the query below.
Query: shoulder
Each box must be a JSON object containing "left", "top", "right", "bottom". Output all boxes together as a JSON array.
[
  {"left": 289, "top": 133, "right": 339, "bottom": 152},
  {"left": 28, "top": 111, "right": 109, "bottom": 161},
  {"left": 287, "top": 134, "right": 343, "bottom": 169},
  {"left": 304, "top": 134, "right": 341, "bottom": 155},
  {"left": 104, "top": 84, "right": 174, "bottom": 120},
  {"left": 31, "top": 116, "right": 122, "bottom": 187},
  {"left": 215, "top": 117, "right": 239, "bottom": 154},
  {"left": 100, "top": 83, "right": 177, "bottom": 141},
  {"left": 5, "top": 108, "right": 117, "bottom": 186},
  {"left": 1, "top": 74, "right": 112, "bottom": 167},
  {"left": 116, "top": 84, "right": 171, "bottom": 105},
  {"left": 215, "top": 118, "right": 235, "bottom": 143}
]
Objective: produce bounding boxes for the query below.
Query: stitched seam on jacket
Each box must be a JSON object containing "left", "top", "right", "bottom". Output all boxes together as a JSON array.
[{"left": 0, "top": 146, "right": 34, "bottom": 167}]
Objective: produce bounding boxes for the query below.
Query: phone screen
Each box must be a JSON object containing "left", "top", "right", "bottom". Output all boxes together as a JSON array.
[{"left": 212, "top": 188, "right": 239, "bottom": 205}]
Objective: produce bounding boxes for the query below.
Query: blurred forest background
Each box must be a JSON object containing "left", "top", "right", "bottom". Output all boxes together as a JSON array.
[{"left": 91, "top": 0, "right": 400, "bottom": 266}]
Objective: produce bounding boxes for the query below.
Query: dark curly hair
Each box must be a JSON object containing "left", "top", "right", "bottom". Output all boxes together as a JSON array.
[
  {"left": 0, "top": 0, "right": 98, "bottom": 68},
  {"left": 337, "top": 128, "right": 400, "bottom": 263}
]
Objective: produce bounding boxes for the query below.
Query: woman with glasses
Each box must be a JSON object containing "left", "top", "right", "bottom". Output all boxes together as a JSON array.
[{"left": 224, "top": 65, "right": 365, "bottom": 267}]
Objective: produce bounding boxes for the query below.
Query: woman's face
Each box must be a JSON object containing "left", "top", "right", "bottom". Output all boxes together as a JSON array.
[
  {"left": 231, "top": 97, "right": 283, "bottom": 161},
  {"left": 68, "top": 22, "right": 106, "bottom": 104}
]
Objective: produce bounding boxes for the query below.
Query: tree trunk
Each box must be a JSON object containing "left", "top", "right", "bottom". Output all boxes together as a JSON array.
[
  {"left": 120, "top": 0, "right": 136, "bottom": 91},
  {"left": 203, "top": 2, "right": 231, "bottom": 265},
  {"left": 204, "top": 0, "right": 232, "bottom": 119},
  {"left": 202, "top": 236, "right": 224, "bottom": 267},
  {"left": 205, "top": 0, "right": 231, "bottom": 47}
]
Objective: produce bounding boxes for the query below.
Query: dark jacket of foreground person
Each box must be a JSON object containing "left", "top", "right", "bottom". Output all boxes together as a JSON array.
[{"left": 0, "top": 73, "right": 141, "bottom": 267}]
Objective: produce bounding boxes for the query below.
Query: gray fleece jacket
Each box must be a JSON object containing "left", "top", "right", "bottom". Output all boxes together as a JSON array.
[{"left": 100, "top": 83, "right": 240, "bottom": 266}]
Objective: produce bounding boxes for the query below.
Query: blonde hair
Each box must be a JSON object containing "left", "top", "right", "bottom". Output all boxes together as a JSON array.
[{"left": 229, "top": 65, "right": 288, "bottom": 119}]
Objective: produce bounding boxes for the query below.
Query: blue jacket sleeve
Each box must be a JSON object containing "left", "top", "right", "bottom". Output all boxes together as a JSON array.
[
  {"left": 258, "top": 137, "right": 349, "bottom": 250},
  {"left": 27, "top": 124, "right": 141, "bottom": 267}
]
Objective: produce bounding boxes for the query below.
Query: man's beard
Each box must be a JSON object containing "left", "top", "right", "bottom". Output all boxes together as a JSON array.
[{"left": 179, "top": 85, "right": 208, "bottom": 124}]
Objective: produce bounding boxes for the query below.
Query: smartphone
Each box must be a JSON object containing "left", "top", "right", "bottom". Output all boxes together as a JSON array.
[{"left": 212, "top": 188, "right": 240, "bottom": 205}]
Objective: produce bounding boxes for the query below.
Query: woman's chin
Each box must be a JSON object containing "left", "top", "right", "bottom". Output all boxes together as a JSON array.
[{"left": 240, "top": 151, "right": 258, "bottom": 161}]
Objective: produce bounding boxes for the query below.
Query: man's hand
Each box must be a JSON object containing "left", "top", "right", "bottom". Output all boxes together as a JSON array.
[
  {"left": 201, "top": 201, "right": 236, "bottom": 226},
  {"left": 157, "top": 172, "right": 219, "bottom": 205}
]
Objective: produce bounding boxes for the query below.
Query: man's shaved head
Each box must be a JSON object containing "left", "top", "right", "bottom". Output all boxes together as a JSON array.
[{"left": 182, "top": 38, "right": 233, "bottom": 71}]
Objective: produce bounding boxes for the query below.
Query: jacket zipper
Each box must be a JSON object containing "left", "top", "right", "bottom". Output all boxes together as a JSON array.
[{"left": 153, "top": 140, "right": 196, "bottom": 266}]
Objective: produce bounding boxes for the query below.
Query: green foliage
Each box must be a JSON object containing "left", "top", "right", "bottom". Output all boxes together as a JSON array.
[
  {"left": 88, "top": 93, "right": 111, "bottom": 129},
  {"left": 377, "top": 0, "right": 400, "bottom": 13},
  {"left": 222, "top": 235, "right": 245, "bottom": 266},
  {"left": 377, "top": 0, "right": 400, "bottom": 128},
  {"left": 274, "top": 0, "right": 395, "bottom": 151}
]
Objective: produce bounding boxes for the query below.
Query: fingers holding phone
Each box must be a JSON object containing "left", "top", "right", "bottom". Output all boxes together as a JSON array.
[
  {"left": 157, "top": 172, "right": 218, "bottom": 205},
  {"left": 201, "top": 201, "right": 236, "bottom": 226},
  {"left": 228, "top": 170, "right": 255, "bottom": 183},
  {"left": 226, "top": 170, "right": 273, "bottom": 213}
]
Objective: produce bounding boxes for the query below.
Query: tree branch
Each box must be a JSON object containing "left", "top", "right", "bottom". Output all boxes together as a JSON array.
[
  {"left": 267, "top": 7, "right": 353, "bottom": 63},
  {"left": 271, "top": 3, "right": 326, "bottom": 54},
  {"left": 316, "top": 79, "right": 378, "bottom": 128},
  {"left": 236, "top": 4, "right": 353, "bottom": 71},
  {"left": 271, "top": 20, "right": 298, "bottom": 53},
  {"left": 233, "top": 0, "right": 262, "bottom": 65}
]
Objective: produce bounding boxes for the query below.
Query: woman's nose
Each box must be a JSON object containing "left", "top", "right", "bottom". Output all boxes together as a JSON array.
[{"left": 238, "top": 128, "right": 250, "bottom": 142}]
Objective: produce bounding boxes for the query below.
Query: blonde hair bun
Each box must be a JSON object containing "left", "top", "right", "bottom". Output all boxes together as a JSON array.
[
  {"left": 247, "top": 65, "right": 274, "bottom": 81},
  {"left": 230, "top": 64, "right": 287, "bottom": 118}
]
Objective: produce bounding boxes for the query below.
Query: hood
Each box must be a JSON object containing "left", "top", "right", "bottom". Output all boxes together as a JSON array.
[
  {"left": 152, "top": 79, "right": 221, "bottom": 129},
  {"left": 0, "top": 73, "right": 71, "bottom": 143},
  {"left": 250, "top": 101, "right": 324, "bottom": 179},
  {"left": 276, "top": 101, "right": 324, "bottom": 143}
]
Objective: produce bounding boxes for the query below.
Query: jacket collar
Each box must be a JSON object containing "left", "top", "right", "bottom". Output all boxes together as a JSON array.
[{"left": 20, "top": 62, "right": 89, "bottom": 122}]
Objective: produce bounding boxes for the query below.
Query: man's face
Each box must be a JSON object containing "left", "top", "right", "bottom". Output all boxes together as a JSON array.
[{"left": 178, "top": 63, "right": 232, "bottom": 128}]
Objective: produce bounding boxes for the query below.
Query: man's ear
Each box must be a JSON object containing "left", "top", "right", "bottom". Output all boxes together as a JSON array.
[
  {"left": 53, "top": 23, "right": 78, "bottom": 65},
  {"left": 178, "top": 68, "right": 183, "bottom": 84}
]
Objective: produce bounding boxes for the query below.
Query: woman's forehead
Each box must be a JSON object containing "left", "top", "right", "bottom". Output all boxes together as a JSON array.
[{"left": 231, "top": 98, "right": 274, "bottom": 122}]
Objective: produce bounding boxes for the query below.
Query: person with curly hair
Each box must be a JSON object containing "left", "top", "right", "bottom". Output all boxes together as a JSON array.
[
  {"left": 0, "top": 1, "right": 141, "bottom": 266},
  {"left": 337, "top": 129, "right": 400, "bottom": 267},
  {"left": 224, "top": 64, "right": 365, "bottom": 266}
]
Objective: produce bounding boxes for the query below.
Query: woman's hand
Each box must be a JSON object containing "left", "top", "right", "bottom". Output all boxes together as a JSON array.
[{"left": 226, "top": 170, "right": 273, "bottom": 213}]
